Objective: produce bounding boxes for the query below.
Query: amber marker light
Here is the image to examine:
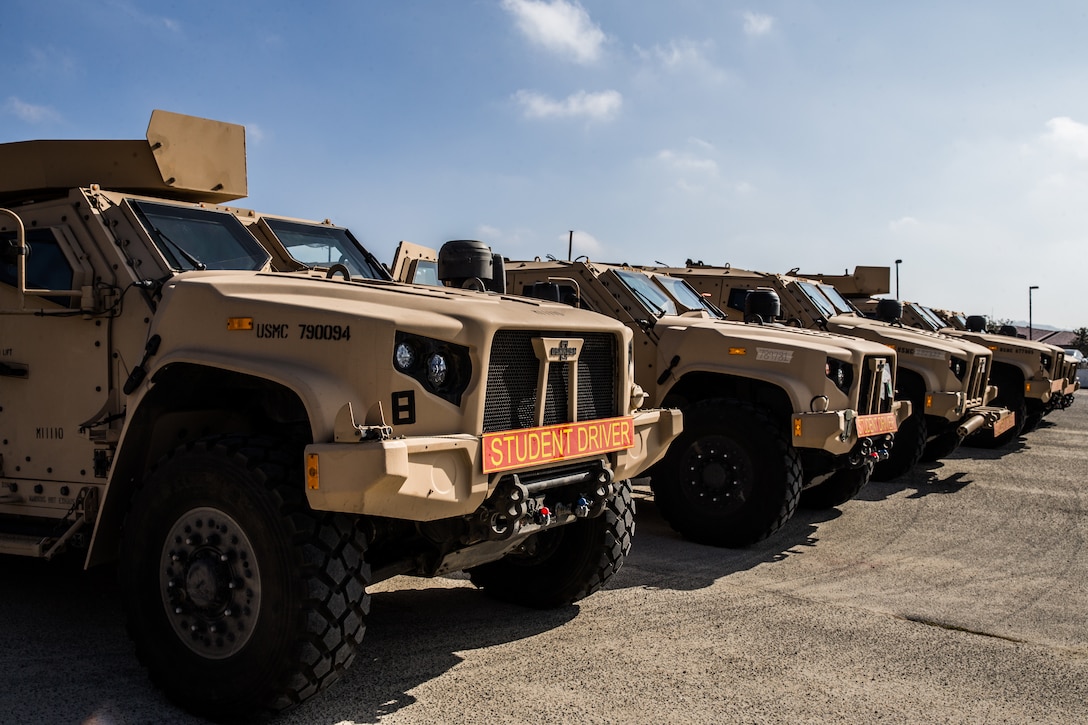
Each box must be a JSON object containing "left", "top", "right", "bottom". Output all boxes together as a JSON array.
[
  {"left": 793, "top": 418, "right": 803, "bottom": 437},
  {"left": 227, "top": 317, "right": 254, "bottom": 331},
  {"left": 728, "top": 347, "right": 747, "bottom": 355},
  {"left": 925, "top": 394, "right": 934, "bottom": 409},
  {"left": 306, "top": 453, "right": 320, "bottom": 490}
]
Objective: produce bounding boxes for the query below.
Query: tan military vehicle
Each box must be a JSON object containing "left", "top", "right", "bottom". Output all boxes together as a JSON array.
[
  {"left": 868, "top": 301, "right": 1074, "bottom": 444},
  {"left": 804, "top": 267, "right": 1074, "bottom": 441},
  {"left": 0, "top": 111, "right": 680, "bottom": 719},
  {"left": 650, "top": 263, "right": 1010, "bottom": 481},
  {"left": 397, "top": 250, "right": 910, "bottom": 547},
  {"left": 936, "top": 309, "right": 1079, "bottom": 408}
]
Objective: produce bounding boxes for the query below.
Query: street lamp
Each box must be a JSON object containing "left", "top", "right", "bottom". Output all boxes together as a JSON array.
[
  {"left": 894, "top": 259, "right": 902, "bottom": 299},
  {"left": 1029, "top": 285, "right": 1039, "bottom": 340}
]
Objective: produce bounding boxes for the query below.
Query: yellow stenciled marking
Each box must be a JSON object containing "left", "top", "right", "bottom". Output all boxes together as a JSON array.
[
  {"left": 227, "top": 317, "right": 254, "bottom": 331},
  {"left": 306, "top": 453, "right": 320, "bottom": 490}
]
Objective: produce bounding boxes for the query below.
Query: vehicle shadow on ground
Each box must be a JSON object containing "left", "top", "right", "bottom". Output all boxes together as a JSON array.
[
  {"left": 605, "top": 495, "right": 841, "bottom": 595},
  {"left": 0, "top": 554, "right": 580, "bottom": 725},
  {"left": 857, "top": 462, "right": 974, "bottom": 502}
]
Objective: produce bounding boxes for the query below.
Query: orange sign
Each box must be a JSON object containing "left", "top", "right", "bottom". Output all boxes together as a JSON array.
[
  {"left": 855, "top": 412, "right": 899, "bottom": 437},
  {"left": 482, "top": 416, "right": 635, "bottom": 474},
  {"left": 992, "top": 413, "right": 1016, "bottom": 437}
]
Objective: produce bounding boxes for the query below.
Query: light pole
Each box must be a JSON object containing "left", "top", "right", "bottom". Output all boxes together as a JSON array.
[
  {"left": 1029, "top": 285, "right": 1039, "bottom": 340},
  {"left": 894, "top": 259, "right": 902, "bottom": 299}
]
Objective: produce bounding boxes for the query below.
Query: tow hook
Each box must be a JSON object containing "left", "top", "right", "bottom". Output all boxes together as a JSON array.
[
  {"left": 488, "top": 479, "right": 531, "bottom": 540},
  {"left": 850, "top": 436, "right": 891, "bottom": 466}
]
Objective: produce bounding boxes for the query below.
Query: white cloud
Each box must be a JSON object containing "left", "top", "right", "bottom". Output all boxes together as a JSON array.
[
  {"left": 565, "top": 229, "right": 604, "bottom": 259},
  {"left": 5, "top": 97, "right": 60, "bottom": 124},
  {"left": 110, "top": 0, "right": 181, "bottom": 33},
  {"left": 657, "top": 149, "right": 719, "bottom": 175},
  {"left": 634, "top": 39, "right": 730, "bottom": 84},
  {"left": 888, "top": 216, "right": 921, "bottom": 233},
  {"left": 688, "top": 137, "right": 716, "bottom": 152},
  {"left": 501, "top": 0, "right": 606, "bottom": 64},
  {"left": 513, "top": 89, "right": 622, "bottom": 121},
  {"left": 741, "top": 11, "right": 775, "bottom": 37},
  {"left": 1040, "top": 116, "right": 1088, "bottom": 161},
  {"left": 245, "top": 123, "right": 267, "bottom": 144}
]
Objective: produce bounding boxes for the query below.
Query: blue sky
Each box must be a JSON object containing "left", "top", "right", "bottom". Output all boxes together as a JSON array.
[{"left": 5, "top": 1, "right": 1088, "bottom": 330}]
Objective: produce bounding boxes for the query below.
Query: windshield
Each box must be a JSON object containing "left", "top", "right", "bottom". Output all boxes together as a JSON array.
[
  {"left": 131, "top": 200, "right": 271, "bottom": 271},
  {"left": 940, "top": 311, "right": 966, "bottom": 328},
  {"left": 652, "top": 274, "right": 724, "bottom": 318},
  {"left": 265, "top": 218, "right": 390, "bottom": 280},
  {"left": 614, "top": 269, "right": 677, "bottom": 316},
  {"left": 794, "top": 280, "right": 838, "bottom": 318},
  {"left": 912, "top": 304, "right": 948, "bottom": 330},
  {"left": 816, "top": 283, "right": 857, "bottom": 314}
]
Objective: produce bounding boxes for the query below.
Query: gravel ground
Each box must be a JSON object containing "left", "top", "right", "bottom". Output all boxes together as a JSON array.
[{"left": 3, "top": 391, "right": 1086, "bottom": 724}]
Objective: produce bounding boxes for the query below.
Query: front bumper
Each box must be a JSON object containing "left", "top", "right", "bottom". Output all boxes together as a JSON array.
[
  {"left": 1024, "top": 377, "right": 1062, "bottom": 404},
  {"left": 303, "top": 407, "right": 682, "bottom": 521},
  {"left": 927, "top": 390, "right": 989, "bottom": 422},
  {"left": 956, "top": 405, "right": 1014, "bottom": 437},
  {"left": 792, "top": 399, "right": 911, "bottom": 456}
]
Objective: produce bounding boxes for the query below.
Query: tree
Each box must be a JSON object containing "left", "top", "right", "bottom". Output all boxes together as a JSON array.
[
  {"left": 1073, "top": 327, "right": 1088, "bottom": 354},
  {"left": 986, "top": 317, "right": 1016, "bottom": 335}
]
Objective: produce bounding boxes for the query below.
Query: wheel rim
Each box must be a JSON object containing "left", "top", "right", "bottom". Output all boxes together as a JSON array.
[
  {"left": 160, "top": 506, "right": 262, "bottom": 659},
  {"left": 678, "top": 434, "right": 753, "bottom": 514}
]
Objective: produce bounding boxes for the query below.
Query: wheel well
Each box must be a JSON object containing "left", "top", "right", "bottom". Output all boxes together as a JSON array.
[
  {"left": 661, "top": 372, "right": 793, "bottom": 429},
  {"left": 87, "top": 364, "right": 310, "bottom": 568},
  {"left": 894, "top": 367, "right": 926, "bottom": 406},
  {"left": 987, "top": 361, "right": 1026, "bottom": 407}
]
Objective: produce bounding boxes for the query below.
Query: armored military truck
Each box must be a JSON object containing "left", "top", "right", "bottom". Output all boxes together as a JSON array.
[
  {"left": 0, "top": 111, "right": 680, "bottom": 719},
  {"left": 876, "top": 303, "right": 1073, "bottom": 444},
  {"left": 651, "top": 264, "right": 1010, "bottom": 481},
  {"left": 804, "top": 267, "right": 1073, "bottom": 443},
  {"left": 394, "top": 250, "right": 909, "bottom": 547},
  {"left": 937, "top": 310, "right": 1079, "bottom": 409}
]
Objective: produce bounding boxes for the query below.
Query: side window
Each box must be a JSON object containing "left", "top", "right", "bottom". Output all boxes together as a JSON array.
[
  {"left": 726, "top": 287, "right": 750, "bottom": 312},
  {"left": 519, "top": 282, "right": 592, "bottom": 310},
  {"left": 0, "top": 228, "right": 75, "bottom": 307}
]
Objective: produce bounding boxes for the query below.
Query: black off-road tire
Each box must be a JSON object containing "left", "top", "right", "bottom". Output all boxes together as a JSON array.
[
  {"left": 121, "top": 436, "right": 370, "bottom": 721},
  {"left": 872, "top": 405, "right": 926, "bottom": 481},
  {"left": 467, "top": 480, "right": 635, "bottom": 609},
  {"left": 921, "top": 429, "right": 963, "bottom": 462},
  {"left": 651, "top": 399, "right": 802, "bottom": 548},
  {"left": 799, "top": 461, "right": 873, "bottom": 510}
]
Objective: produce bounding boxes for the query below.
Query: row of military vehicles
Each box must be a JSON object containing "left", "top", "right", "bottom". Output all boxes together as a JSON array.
[{"left": 0, "top": 112, "right": 1079, "bottom": 721}]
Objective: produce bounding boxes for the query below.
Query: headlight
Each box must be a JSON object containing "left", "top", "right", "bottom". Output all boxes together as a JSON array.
[
  {"left": 426, "top": 352, "right": 448, "bottom": 387},
  {"left": 949, "top": 356, "right": 967, "bottom": 381},
  {"left": 825, "top": 358, "right": 853, "bottom": 394},
  {"left": 393, "top": 331, "right": 471, "bottom": 405},
  {"left": 394, "top": 342, "right": 416, "bottom": 371},
  {"left": 1041, "top": 353, "right": 1052, "bottom": 371}
]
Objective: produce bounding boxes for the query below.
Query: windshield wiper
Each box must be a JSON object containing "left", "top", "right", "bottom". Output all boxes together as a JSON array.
[
  {"left": 154, "top": 227, "right": 207, "bottom": 271},
  {"left": 628, "top": 285, "right": 667, "bottom": 319}
]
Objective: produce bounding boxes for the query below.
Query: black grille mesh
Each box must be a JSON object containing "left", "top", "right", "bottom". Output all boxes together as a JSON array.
[{"left": 484, "top": 330, "right": 617, "bottom": 433}]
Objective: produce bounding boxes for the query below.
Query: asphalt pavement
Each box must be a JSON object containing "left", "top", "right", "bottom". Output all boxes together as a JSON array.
[{"left": 3, "top": 391, "right": 1087, "bottom": 724}]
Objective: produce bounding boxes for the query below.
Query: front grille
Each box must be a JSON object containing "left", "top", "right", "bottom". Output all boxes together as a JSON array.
[
  {"left": 483, "top": 330, "right": 617, "bottom": 433},
  {"left": 857, "top": 356, "right": 894, "bottom": 415},
  {"left": 964, "top": 354, "right": 989, "bottom": 403}
]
